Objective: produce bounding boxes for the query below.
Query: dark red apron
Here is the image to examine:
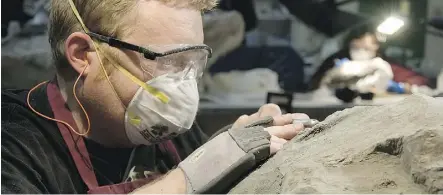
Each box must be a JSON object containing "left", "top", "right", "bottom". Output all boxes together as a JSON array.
[{"left": 46, "top": 82, "right": 181, "bottom": 194}]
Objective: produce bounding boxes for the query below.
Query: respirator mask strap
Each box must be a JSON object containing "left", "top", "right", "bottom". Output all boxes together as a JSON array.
[{"left": 96, "top": 47, "right": 171, "bottom": 103}]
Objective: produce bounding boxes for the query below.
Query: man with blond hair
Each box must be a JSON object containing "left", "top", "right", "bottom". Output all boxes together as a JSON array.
[{"left": 1, "top": 0, "right": 312, "bottom": 193}]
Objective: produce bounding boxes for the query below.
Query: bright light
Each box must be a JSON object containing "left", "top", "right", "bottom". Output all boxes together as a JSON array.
[{"left": 377, "top": 16, "right": 405, "bottom": 35}]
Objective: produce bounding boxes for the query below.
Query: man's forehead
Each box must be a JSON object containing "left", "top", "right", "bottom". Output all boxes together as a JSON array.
[{"left": 123, "top": 0, "right": 204, "bottom": 46}]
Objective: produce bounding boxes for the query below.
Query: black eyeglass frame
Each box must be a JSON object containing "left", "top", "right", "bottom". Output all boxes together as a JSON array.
[{"left": 87, "top": 32, "right": 213, "bottom": 60}]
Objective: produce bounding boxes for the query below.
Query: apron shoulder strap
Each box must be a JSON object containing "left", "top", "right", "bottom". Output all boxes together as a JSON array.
[{"left": 46, "top": 82, "right": 99, "bottom": 189}]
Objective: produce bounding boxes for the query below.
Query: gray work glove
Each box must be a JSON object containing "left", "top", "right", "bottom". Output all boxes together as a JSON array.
[{"left": 178, "top": 118, "right": 273, "bottom": 194}]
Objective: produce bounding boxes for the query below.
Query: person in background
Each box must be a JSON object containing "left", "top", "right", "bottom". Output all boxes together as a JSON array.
[
  {"left": 309, "top": 21, "right": 438, "bottom": 102},
  {"left": 309, "top": 25, "right": 386, "bottom": 102},
  {"left": 1, "top": 0, "right": 313, "bottom": 194}
]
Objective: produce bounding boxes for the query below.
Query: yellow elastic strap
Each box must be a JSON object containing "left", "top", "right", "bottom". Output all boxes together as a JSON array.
[
  {"left": 112, "top": 61, "right": 170, "bottom": 103},
  {"left": 67, "top": 0, "right": 89, "bottom": 32},
  {"left": 67, "top": 0, "right": 170, "bottom": 104},
  {"left": 95, "top": 46, "right": 170, "bottom": 103}
]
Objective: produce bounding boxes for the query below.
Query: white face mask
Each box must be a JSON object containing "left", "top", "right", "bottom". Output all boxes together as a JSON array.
[
  {"left": 124, "top": 75, "right": 199, "bottom": 145},
  {"left": 350, "top": 48, "right": 375, "bottom": 61}
]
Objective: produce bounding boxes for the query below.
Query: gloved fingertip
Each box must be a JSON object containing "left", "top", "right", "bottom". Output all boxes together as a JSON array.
[
  {"left": 291, "top": 113, "right": 310, "bottom": 120},
  {"left": 293, "top": 119, "right": 319, "bottom": 128},
  {"left": 293, "top": 122, "right": 304, "bottom": 129}
]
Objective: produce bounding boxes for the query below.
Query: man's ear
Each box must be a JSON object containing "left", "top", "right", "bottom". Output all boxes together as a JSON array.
[{"left": 65, "top": 32, "right": 94, "bottom": 76}]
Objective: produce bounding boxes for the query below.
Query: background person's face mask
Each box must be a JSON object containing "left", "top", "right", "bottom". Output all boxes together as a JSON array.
[{"left": 350, "top": 48, "right": 376, "bottom": 61}]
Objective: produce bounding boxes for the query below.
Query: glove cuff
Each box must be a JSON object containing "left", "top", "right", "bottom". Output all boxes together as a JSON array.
[{"left": 179, "top": 126, "right": 271, "bottom": 194}]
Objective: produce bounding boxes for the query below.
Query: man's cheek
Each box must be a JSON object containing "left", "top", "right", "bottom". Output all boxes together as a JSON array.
[{"left": 107, "top": 72, "right": 140, "bottom": 107}]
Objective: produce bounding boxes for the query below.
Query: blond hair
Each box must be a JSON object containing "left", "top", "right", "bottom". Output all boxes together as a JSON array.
[{"left": 48, "top": 0, "right": 217, "bottom": 76}]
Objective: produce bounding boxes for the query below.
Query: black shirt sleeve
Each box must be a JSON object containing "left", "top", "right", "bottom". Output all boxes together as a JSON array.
[
  {"left": 1, "top": 121, "right": 47, "bottom": 194},
  {"left": 171, "top": 122, "right": 209, "bottom": 160}
]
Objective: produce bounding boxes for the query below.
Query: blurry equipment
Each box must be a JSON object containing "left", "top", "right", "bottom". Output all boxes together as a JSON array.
[
  {"left": 200, "top": 10, "right": 246, "bottom": 93},
  {"left": 429, "top": 16, "right": 443, "bottom": 31},
  {"left": 278, "top": 0, "right": 366, "bottom": 37},
  {"left": 2, "top": 0, "right": 50, "bottom": 43},
  {"left": 218, "top": 0, "right": 258, "bottom": 33},
  {"left": 279, "top": 0, "right": 403, "bottom": 39},
  {"left": 207, "top": 68, "right": 281, "bottom": 94},
  {"left": 2, "top": 0, "right": 53, "bottom": 89},
  {"left": 2, "top": 34, "right": 54, "bottom": 89},
  {"left": 266, "top": 92, "right": 293, "bottom": 113},
  {"left": 203, "top": 68, "right": 282, "bottom": 104},
  {"left": 203, "top": 11, "right": 245, "bottom": 66},
  {"left": 428, "top": 16, "right": 443, "bottom": 38},
  {"left": 208, "top": 46, "right": 307, "bottom": 93},
  {"left": 436, "top": 71, "right": 443, "bottom": 97},
  {"left": 249, "top": 0, "right": 292, "bottom": 46}
]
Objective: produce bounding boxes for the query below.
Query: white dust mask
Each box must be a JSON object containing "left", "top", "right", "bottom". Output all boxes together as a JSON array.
[
  {"left": 124, "top": 74, "right": 199, "bottom": 145},
  {"left": 350, "top": 48, "right": 375, "bottom": 61}
]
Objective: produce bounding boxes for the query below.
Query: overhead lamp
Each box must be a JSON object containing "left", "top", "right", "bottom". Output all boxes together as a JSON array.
[
  {"left": 374, "top": 16, "right": 405, "bottom": 42},
  {"left": 376, "top": 16, "right": 405, "bottom": 35}
]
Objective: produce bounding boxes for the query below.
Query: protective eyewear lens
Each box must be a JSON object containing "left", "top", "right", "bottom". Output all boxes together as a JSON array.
[{"left": 139, "top": 46, "right": 210, "bottom": 81}]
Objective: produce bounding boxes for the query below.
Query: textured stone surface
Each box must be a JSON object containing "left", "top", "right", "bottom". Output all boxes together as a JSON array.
[{"left": 230, "top": 95, "right": 443, "bottom": 194}]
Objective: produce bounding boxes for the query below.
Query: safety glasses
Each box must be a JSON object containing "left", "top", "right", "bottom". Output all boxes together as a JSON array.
[{"left": 87, "top": 32, "right": 213, "bottom": 80}]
